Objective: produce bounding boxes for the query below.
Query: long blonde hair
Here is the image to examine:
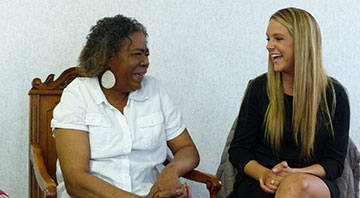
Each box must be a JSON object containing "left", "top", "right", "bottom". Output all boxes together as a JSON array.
[{"left": 265, "top": 7, "right": 334, "bottom": 161}]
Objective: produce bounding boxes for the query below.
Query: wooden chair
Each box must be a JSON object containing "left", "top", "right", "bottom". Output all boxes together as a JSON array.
[{"left": 29, "top": 67, "right": 221, "bottom": 198}]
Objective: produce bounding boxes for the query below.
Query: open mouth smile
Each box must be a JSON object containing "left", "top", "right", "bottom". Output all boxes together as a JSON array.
[{"left": 271, "top": 54, "right": 283, "bottom": 64}]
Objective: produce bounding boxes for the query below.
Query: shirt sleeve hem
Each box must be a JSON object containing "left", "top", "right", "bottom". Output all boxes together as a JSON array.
[
  {"left": 166, "top": 125, "right": 186, "bottom": 141},
  {"left": 51, "top": 122, "right": 88, "bottom": 136}
]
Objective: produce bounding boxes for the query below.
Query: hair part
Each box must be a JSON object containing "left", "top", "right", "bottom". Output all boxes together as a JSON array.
[
  {"left": 264, "top": 7, "right": 335, "bottom": 161},
  {"left": 78, "top": 14, "right": 148, "bottom": 77}
]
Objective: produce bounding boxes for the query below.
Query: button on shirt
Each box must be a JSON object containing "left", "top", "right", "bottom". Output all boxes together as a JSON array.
[{"left": 51, "top": 76, "right": 185, "bottom": 197}]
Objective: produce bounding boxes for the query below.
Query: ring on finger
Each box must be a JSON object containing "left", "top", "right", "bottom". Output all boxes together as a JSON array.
[{"left": 270, "top": 179, "right": 276, "bottom": 185}]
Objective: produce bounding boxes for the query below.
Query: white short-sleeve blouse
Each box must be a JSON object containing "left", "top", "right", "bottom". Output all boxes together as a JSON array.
[{"left": 51, "top": 76, "right": 185, "bottom": 197}]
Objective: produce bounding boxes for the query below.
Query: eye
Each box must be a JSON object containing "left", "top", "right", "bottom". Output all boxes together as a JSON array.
[
  {"left": 266, "top": 37, "right": 270, "bottom": 41},
  {"left": 275, "top": 37, "right": 283, "bottom": 41}
]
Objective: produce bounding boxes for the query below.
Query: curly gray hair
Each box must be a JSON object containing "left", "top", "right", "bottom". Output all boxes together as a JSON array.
[{"left": 78, "top": 14, "right": 148, "bottom": 77}]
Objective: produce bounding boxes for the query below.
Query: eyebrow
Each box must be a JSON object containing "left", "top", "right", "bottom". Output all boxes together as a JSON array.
[
  {"left": 132, "top": 48, "right": 149, "bottom": 53},
  {"left": 266, "top": 33, "right": 286, "bottom": 37}
]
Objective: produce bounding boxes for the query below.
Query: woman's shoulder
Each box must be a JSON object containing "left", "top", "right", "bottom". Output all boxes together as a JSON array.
[
  {"left": 247, "top": 73, "right": 267, "bottom": 91},
  {"left": 64, "top": 77, "right": 97, "bottom": 90},
  {"left": 250, "top": 73, "right": 267, "bottom": 83},
  {"left": 61, "top": 77, "right": 101, "bottom": 102},
  {"left": 328, "top": 77, "right": 348, "bottom": 97},
  {"left": 326, "top": 77, "right": 349, "bottom": 107}
]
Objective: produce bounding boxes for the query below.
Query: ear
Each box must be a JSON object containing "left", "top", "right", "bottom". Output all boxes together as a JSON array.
[{"left": 107, "top": 52, "right": 118, "bottom": 69}]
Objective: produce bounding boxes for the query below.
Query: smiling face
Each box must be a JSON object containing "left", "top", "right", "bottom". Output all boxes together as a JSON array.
[
  {"left": 266, "top": 19, "right": 294, "bottom": 75},
  {"left": 108, "top": 31, "right": 149, "bottom": 92}
]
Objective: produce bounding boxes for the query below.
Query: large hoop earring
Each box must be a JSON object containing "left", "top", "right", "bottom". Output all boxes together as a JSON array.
[{"left": 101, "top": 70, "right": 116, "bottom": 89}]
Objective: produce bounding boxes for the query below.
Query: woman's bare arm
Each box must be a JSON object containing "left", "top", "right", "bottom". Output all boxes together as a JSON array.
[{"left": 55, "top": 128, "right": 143, "bottom": 198}]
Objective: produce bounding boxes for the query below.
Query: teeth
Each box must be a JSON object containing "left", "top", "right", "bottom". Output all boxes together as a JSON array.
[{"left": 272, "top": 54, "right": 282, "bottom": 58}]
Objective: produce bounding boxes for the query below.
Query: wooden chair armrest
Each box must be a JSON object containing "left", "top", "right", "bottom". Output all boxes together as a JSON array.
[
  {"left": 30, "top": 144, "right": 57, "bottom": 198},
  {"left": 183, "top": 169, "right": 221, "bottom": 198}
]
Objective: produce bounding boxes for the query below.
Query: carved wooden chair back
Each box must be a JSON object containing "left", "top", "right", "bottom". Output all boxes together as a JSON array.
[{"left": 29, "top": 67, "right": 80, "bottom": 198}]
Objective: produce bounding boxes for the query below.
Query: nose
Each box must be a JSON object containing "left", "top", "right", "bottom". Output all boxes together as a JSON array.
[
  {"left": 141, "top": 55, "right": 149, "bottom": 67},
  {"left": 266, "top": 40, "right": 275, "bottom": 52}
]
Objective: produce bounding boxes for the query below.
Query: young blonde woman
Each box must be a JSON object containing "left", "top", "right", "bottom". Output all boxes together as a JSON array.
[{"left": 229, "top": 7, "right": 350, "bottom": 198}]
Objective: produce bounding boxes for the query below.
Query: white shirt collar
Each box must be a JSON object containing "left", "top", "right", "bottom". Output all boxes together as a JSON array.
[{"left": 88, "top": 77, "right": 150, "bottom": 105}]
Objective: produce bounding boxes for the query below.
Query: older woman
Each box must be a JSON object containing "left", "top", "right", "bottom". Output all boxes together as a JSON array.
[
  {"left": 229, "top": 8, "right": 350, "bottom": 198},
  {"left": 51, "top": 15, "right": 199, "bottom": 198}
]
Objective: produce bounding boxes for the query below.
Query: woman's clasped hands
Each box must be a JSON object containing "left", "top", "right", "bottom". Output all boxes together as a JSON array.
[
  {"left": 259, "top": 161, "right": 294, "bottom": 194},
  {"left": 146, "top": 168, "right": 191, "bottom": 198}
]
